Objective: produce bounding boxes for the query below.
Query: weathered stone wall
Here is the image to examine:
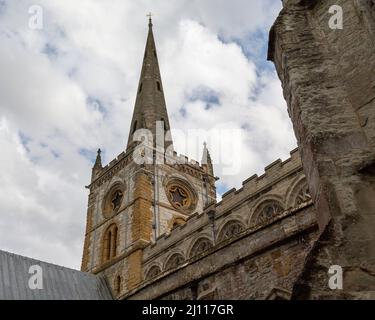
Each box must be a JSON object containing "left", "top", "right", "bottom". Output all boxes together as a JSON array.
[
  {"left": 141, "top": 149, "right": 306, "bottom": 272},
  {"left": 268, "top": 0, "right": 375, "bottom": 299},
  {"left": 125, "top": 204, "right": 318, "bottom": 300},
  {"left": 81, "top": 146, "right": 217, "bottom": 297},
  {"left": 82, "top": 155, "right": 138, "bottom": 274},
  {"left": 120, "top": 149, "right": 319, "bottom": 300},
  {"left": 151, "top": 151, "right": 216, "bottom": 237}
]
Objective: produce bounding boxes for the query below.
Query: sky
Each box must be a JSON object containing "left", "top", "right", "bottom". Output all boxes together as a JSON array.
[{"left": 0, "top": 0, "right": 297, "bottom": 269}]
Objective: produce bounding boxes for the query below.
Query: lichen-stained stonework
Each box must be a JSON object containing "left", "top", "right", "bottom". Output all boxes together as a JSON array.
[
  {"left": 79, "top": 16, "right": 323, "bottom": 300},
  {"left": 268, "top": 0, "right": 375, "bottom": 299},
  {"left": 78, "top": 6, "right": 371, "bottom": 299},
  {"left": 3, "top": 1, "right": 373, "bottom": 301},
  {"left": 118, "top": 149, "right": 320, "bottom": 300}
]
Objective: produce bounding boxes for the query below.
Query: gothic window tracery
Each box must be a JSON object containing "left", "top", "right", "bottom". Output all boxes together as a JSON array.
[
  {"left": 254, "top": 201, "right": 284, "bottom": 226},
  {"left": 165, "top": 179, "right": 197, "bottom": 214},
  {"left": 146, "top": 265, "right": 162, "bottom": 280},
  {"left": 102, "top": 184, "right": 125, "bottom": 218},
  {"left": 218, "top": 220, "right": 245, "bottom": 242},
  {"left": 190, "top": 238, "right": 213, "bottom": 258},
  {"left": 165, "top": 253, "right": 185, "bottom": 271},
  {"left": 102, "top": 223, "right": 118, "bottom": 263},
  {"left": 169, "top": 185, "right": 189, "bottom": 208},
  {"left": 111, "top": 190, "right": 123, "bottom": 211}
]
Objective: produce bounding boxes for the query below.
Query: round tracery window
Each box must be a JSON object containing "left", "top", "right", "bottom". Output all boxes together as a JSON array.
[
  {"left": 165, "top": 179, "right": 197, "bottom": 214},
  {"left": 102, "top": 184, "right": 125, "bottom": 218},
  {"left": 110, "top": 190, "right": 123, "bottom": 211}
]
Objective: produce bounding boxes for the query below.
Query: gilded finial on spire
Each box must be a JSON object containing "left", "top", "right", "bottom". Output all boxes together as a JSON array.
[{"left": 147, "top": 12, "right": 153, "bottom": 27}]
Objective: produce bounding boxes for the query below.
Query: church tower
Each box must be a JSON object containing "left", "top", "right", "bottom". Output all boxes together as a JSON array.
[{"left": 81, "top": 17, "right": 217, "bottom": 298}]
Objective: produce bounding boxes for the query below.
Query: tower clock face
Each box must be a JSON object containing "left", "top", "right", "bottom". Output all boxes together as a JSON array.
[{"left": 165, "top": 179, "right": 197, "bottom": 214}]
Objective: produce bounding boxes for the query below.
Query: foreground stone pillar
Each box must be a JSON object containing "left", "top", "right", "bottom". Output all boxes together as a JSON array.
[{"left": 268, "top": 0, "right": 375, "bottom": 299}]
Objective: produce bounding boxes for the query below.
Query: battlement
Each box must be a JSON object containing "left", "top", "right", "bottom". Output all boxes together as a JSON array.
[
  {"left": 166, "top": 150, "right": 205, "bottom": 171},
  {"left": 142, "top": 147, "right": 304, "bottom": 264},
  {"left": 89, "top": 150, "right": 133, "bottom": 190},
  {"left": 216, "top": 147, "right": 301, "bottom": 212}
]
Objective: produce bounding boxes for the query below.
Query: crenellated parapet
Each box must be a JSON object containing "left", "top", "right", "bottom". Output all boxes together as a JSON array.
[
  {"left": 136, "top": 148, "right": 314, "bottom": 289},
  {"left": 88, "top": 150, "right": 133, "bottom": 191}
]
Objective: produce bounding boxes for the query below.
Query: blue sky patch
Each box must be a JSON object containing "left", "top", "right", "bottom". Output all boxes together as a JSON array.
[
  {"left": 86, "top": 96, "right": 107, "bottom": 116},
  {"left": 18, "top": 131, "right": 31, "bottom": 152},
  {"left": 188, "top": 87, "right": 221, "bottom": 110},
  {"left": 179, "top": 107, "right": 187, "bottom": 118},
  {"left": 42, "top": 43, "right": 59, "bottom": 59},
  {"left": 79, "top": 148, "right": 99, "bottom": 164},
  {"left": 0, "top": 0, "right": 6, "bottom": 15},
  {"left": 216, "top": 182, "right": 229, "bottom": 197},
  {"left": 51, "top": 149, "right": 60, "bottom": 158}
]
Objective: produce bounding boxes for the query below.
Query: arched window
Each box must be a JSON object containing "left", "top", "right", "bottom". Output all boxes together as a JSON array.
[
  {"left": 102, "top": 224, "right": 118, "bottom": 263},
  {"left": 218, "top": 220, "right": 245, "bottom": 242},
  {"left": 189, "top": 237, "right": 213, "bottom": 258},
  {"left": 145, "top": 265, "right": 162, "bottom": 280},
  {"left": 138, "top": 83, "right": 143, "bottom": 93},
  {"left": 165, "top": 253, "right": 185, "bottom": 271},
  {"left": 160, "top": 117, "right": 169, "bottom": 131},
  {"left": 132, "top": 121, "right": 138, "bottom": 134},
  {"left": 252, "top": 201, "right": 284, "bottom": 226},
  {"left": 156, "top": 81, "right": 161, "bottom": 92},
  {"left": 115, "top": 275, "right": 122, "bottom": 294}
]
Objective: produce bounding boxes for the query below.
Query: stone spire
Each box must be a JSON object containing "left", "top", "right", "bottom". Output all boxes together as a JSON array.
[
  {"left": 126, "top": 16, "right": 173, "bottom": 153},
  {"left": 91, "top": 149, "right": 102, "bottom": 181},
  {"left": 202, "top": 142, "right": 214, "bottom": 176},
  {"left": 94, "top": 148, "right": 102, "bottom": 168}
]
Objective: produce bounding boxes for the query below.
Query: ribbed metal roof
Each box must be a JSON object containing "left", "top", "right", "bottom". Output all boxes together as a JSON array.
[{"left": 0, "top": 250, "right": 113, "bottom": 300}]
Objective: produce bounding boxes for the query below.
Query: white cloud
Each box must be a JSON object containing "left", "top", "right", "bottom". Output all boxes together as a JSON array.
[{"left": 0, "top": 0, "right": 295, "bottom": 269}]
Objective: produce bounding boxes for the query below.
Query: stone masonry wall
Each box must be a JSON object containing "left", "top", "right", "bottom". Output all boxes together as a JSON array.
[
  {"left": 121, "top": 149, "right": 319, "bottom": 299},
  {"left": 125, "top": 204, "right": 318, "bottom": 300},
  {"left": 268, "top": 0, "right": 375, "bottom": 299}
]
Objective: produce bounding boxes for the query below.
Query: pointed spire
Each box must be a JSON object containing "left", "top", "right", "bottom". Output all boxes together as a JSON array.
[
  {"left": 202, "top": 142, "right": 214, "bottom": 176},
  {"left": 93, "top": 148, "right": 102, "bottom": 169},
  {"left": 126, "top": 16, "right": 173, "bottom": 153},
  {"left": 91, "top": 148, "right": 103, "bottom": 182}
]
